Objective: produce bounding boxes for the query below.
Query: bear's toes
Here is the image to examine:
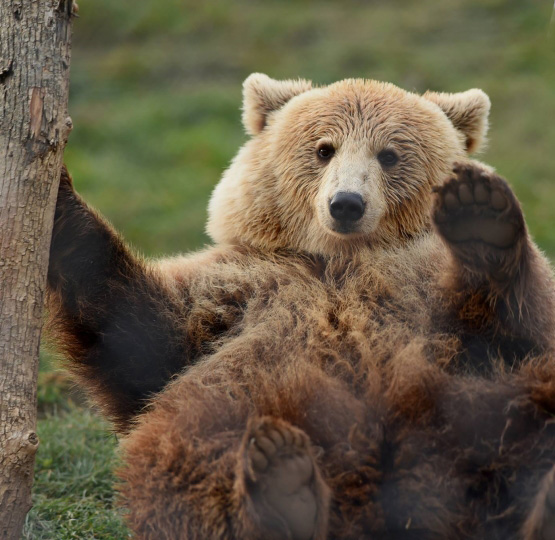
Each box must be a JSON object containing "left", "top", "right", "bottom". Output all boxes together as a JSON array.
[
  {"left": 433, "top": 162, "right": 525, "bottom": 251},
  {"left": 242, "top": 416, "right": 329, "bottom": 540}
]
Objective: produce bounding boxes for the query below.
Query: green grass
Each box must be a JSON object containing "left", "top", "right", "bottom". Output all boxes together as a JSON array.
[
  {"left": 28, "top": 0, "right": 555, "bottom": 536},
  {"left": 23, "top": 410, "right": 128, "bottom": 539},
  {"left": 22, "top": 356, "right": 130, "bottom": 539}
]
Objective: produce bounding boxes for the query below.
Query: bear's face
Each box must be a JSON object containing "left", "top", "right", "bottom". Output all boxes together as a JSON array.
[{"left": 207, "top": 75, "right": 490, "bottom": 256}]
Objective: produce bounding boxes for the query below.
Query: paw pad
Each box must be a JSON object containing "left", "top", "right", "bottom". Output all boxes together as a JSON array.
[
  {"left": 433, "top": 163, "right": 523, "bottom": 249},
  {"left": 244, "top": 417, "right": 319, "bottom": 540}
]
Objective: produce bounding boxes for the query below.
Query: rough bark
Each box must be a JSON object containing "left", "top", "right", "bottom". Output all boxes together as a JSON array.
[{"left": 0, "top": 1, "right": 73, "bottom": 538}]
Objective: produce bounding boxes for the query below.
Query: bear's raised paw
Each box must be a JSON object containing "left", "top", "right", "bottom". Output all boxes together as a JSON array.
[
  {"left": 433, "top": 163, "right": 524, "bottom": 250},
  {"left": 242, "top": 417, "right": 328, "bottom": 540}
]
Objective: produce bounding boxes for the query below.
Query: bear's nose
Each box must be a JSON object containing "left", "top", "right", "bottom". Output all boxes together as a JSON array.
[{"left": 329, "top": 192, "right": 365, "bottom": 224}]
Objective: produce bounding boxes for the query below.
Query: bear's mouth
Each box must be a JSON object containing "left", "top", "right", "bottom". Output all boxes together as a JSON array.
[
  {"left": 332, "top": 224, "right": 359, "bottom": 235},
  {"left": 328, "top": 222, "right": 365, "bottom": 237}
]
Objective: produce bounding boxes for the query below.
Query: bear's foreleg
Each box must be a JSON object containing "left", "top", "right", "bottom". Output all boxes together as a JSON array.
[
  {"left": 46, "top": 166, "right": 192, "bottom": 429},
  {"left": 433, "top": 163, "right": 555, "bottom": 355}
]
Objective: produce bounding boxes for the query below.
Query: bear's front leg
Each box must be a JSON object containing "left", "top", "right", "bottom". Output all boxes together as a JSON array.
[
  {"left": 47, "top": 166, "right": 192, "bottom": 429},
  {"left": 432, "top": 162, "right": 555, "bottom": 356},
  {"left": 237, "top": 416, "right": 330, "bottom": 540},
  {"left": 433, "top": 162, "right": 526, "bottom": 284}
]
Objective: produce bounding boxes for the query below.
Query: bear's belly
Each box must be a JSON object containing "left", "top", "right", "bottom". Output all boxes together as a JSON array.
[{"left": 188, "top": 266, "right": 453, "bottom": 394}]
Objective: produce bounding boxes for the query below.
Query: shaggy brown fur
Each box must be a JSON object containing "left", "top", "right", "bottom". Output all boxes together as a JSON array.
[{"left": 46, "top": 76, "right": 555, "bottom": 539}]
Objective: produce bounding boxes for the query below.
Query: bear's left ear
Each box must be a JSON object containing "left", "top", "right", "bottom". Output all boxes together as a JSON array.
[
  {"left": 423, "top": 89, "right": 491, "bottom": 153},
  {"left": 242, "top": 73, "right": 312, "bottom": 136}
]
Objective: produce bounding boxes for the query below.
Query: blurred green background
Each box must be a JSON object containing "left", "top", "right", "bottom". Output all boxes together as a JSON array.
[{"left": 26, "top": 0, "right": 555, "bottom": 537}]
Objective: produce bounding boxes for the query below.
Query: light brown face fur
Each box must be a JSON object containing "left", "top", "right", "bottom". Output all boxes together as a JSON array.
[{"left": 207, "top": 74, "right": 490, "bottom": 256}]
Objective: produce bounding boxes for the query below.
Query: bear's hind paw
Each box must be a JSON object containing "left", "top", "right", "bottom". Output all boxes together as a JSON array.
[{"left": 241, "top": 416, "right": 329, "bottom": 540}]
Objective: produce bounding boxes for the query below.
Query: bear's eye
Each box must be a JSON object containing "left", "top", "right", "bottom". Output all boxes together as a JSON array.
[
  {"left": 377, "top": 149, "right": 399, "bottom": 167},
  {"left": 317, "top": 144, "right": 335, "bottom": 161}
]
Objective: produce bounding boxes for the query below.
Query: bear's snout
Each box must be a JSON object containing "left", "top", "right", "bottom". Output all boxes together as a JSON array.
[{"left": 329, "top": 191, "right": 365, "bottom": 229}]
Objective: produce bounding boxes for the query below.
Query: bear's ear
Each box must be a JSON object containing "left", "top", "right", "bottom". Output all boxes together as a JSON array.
[
  {"left": 423, "top": 89, "right": 491, "bottom": 153},
  {"left": 242, "top": 73, "right": 312, "bottom": 135}
]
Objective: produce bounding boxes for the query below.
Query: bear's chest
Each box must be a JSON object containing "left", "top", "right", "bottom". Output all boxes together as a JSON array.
[{"left": 184, "top": 250, "right": 444, "bottom": 372}]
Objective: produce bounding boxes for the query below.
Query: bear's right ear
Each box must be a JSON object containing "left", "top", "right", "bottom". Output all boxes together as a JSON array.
[{"left": 242, "top": 73, "right": 312, "bottom": 135}]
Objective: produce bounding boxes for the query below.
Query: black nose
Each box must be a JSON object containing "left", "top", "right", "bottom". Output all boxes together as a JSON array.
[{"left": 329, "top": 192, "right": 365, "bottom": 224}]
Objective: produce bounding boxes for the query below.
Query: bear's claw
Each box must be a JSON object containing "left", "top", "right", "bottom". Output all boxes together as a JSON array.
[{"left": 243, "top": 417, "right": 325, "bottom": 540}]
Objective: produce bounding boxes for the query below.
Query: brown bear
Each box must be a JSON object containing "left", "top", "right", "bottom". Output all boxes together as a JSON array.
[{"left": 46, "top": 74, "right": 555, "bottom": 539}]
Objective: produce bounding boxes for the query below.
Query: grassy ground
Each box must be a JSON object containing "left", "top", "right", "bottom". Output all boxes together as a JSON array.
[
  {"left": 25, "top": 0, "right": 555, "bottom": 537},
  {"left": 23, "top": 356, "right": 129, "bottom": 538}
]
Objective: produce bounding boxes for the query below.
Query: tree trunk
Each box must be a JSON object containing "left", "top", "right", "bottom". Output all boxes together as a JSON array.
[{"left": 0, "top": 1, "right": 74, "bottom": 538}]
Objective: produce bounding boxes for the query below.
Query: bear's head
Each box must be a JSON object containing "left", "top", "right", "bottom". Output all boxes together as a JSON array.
[{"left": 207, "top": 74, "right": 490, "bottom": 256}]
